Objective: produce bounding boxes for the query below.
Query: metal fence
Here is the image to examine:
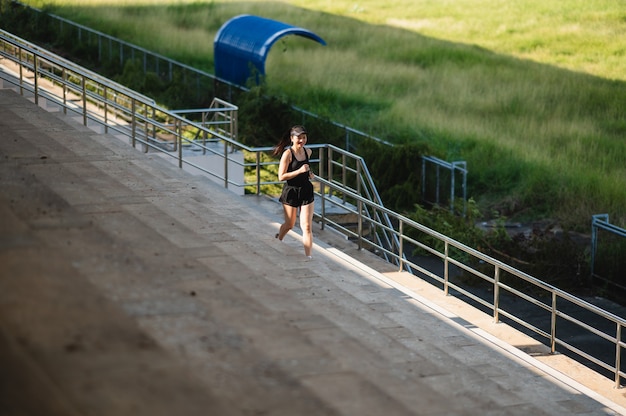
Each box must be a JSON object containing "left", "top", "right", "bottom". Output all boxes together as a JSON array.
[
  {"left": 2, "top": 29, "right": 625, "bottom": 388},
  {"left": 591, "top": 214, "right": 626, "bottom": 291},
  {"left": 421, "top": 156, "right": 467, "bottom": 215},
  {"left": 1, "top": 2, "right": 387, "bottom": 149}
]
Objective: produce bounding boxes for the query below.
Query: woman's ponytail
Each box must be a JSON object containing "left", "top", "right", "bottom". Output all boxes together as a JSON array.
[{"left": 272, "top": 129, "right": 291, "bottom": 156}]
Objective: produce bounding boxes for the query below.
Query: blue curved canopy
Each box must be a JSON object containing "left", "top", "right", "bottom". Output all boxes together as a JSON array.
[{"left": 214, "top": 15, "right": 326, "bottom": 86}]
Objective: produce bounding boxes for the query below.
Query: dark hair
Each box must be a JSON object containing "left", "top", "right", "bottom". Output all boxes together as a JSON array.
[{"left": 272, "top": 125, "right": 307, "bottom": 156}]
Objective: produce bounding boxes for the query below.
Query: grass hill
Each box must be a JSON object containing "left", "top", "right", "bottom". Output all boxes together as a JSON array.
[{"left": 18, "top": 0, "right": 626, "bottom": 232}]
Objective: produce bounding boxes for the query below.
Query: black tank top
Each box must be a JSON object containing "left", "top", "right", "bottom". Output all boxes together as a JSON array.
[{"left": 286, "top": 148, "right": 310, "bottom": 187}]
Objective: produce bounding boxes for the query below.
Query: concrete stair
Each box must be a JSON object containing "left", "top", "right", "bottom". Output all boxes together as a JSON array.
[{"left": 1, "top": 86, "right": 625, "bottom": 415}]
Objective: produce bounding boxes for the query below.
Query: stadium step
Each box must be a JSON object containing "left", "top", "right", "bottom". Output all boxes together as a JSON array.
[{"left": 1, "top": 87, "right": 624, "bottom": 415}]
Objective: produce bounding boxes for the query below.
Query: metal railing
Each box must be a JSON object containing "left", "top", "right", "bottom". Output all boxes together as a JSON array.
[
  {"left": 0, "top": 1, "right": 396, "bottom": 149},
  {"left": 422, "top": 156, "right": 467, "bottom": 216},
  {"left": 316, "top": 180, "right": 626, "bottom": 389},
  {"left": 0, "top": 29, "right": 398, "bottom": 238},
  {"left": 2, "top": 29, "right": 624, "bottom": 388},
  {"left": 591, "top": 214, "right": 626, "bottom": 287},
  {"left": 0, "top": 30, "right": 247, "bottom": 187}
]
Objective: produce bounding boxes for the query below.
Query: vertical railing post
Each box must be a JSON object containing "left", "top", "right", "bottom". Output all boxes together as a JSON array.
[
  {"left": 103, "top": 85, "right": 108, "bottom": 133},
  {"left": 591, "top": 215, "right": 598, "bottom": 278},
  {"left": 590, "top": 214, "right": 609, "bottom": 280},
  {"left": 550, "top": 292, "right": 557, "bottom": 353},
  {"left": 112, "top": 93, "right": 117, "bottom": 121},
  {"left": 357, "top": 198, "right": 363, "bottom": 250},
  {"left": 177, "top": 120, "right": 183, "bottom": 168},
  {"left": 256, "top": 152, "right": 261, "bottom": 195},
  {"left": 327, "top": 148, "right": 333, "bottom": 198},
  {"left": 202, "top": 111, "right": 207, "bottom": 155},
  {"left": 398, "top": 220, "right": 404, "bottom": 271},
  {"left": 318, "top": 146, "right": 325, "bottom": 182},
  {"left": 341, "top": 153, "right": 347, "bottom": 204},
  {"left": 356, "top": 161, "right": 362, "bottom": 197},
  {"left": 33, "top": 55, "right": 39, "bottom": 106},
  {"left": 223, "top": 139, "right": 229, "bottom": 189},
  {"left": 131, "top": 98, "right": 136, "bottom": 148},
  {"left": 18, "top": 46, "right": 24, "bottom": 95},
  {"left": 169, "top": 117, "right": 176, "bottom": 152},
  {"left": 143, "top": 102, "right": 149, "bottom": 153},
  {"left": 494, "top": 266, "right": 500, "bottom": 322},
  {"left": 61, "top": 68, "right": 67, "bottom": 114},
  {"left": 444, "top": 241, "right": 450, "bottom": 296},
  {"left": 450, "top": 163, "right": 456, "bottom": 213},
  {"left": 81, "top": 75, "right": 87, "bottom": 126},
  {"left": 615, "top": 324, "right": 623, "bottom": 389},
  {"left": 151, "top": 107, "right": 157, "bottom": 144},
  {"left": 316, "top": 147, "right": 324, "bottom": 227},
  {"left": 320, "top": 180, "right": 326, "bottom": 231}
]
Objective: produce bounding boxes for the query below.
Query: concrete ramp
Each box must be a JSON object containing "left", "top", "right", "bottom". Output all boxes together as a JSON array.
[{"left": 1, "top": 88, "right": 624, "bottom": 415}]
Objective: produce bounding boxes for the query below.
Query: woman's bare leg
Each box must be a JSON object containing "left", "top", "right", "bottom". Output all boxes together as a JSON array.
[
  {"left": 277, "top": 204, "right": 298, "bottom": 240},
  {"left": 300, "top": 202, "right": 315, "bottom": 257}
]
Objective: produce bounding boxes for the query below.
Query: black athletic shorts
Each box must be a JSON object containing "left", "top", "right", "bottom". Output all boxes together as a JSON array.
[{"left": 279, "top": 182, "right": 314, "bottom": 207}]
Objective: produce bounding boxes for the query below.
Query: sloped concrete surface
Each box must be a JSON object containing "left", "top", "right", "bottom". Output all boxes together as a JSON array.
[{"left": 1, "top": 87, "right": 625, "bottom": 415}]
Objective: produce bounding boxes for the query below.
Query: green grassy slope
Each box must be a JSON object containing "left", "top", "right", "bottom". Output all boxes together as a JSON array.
[{"left": 22, "top": 0, "right": 626, "bottom": 229}]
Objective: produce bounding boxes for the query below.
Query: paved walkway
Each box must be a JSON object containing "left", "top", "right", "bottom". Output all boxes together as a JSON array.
[{"left": 1, "top": 86, "right": 625, "bottom": 415}]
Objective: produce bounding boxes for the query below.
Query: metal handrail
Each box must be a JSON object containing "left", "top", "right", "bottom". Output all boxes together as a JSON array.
[
  {"left": 0, "top": 30, "right": 245, "bottom": 184},
  {"left": 2, "top": 29, "right": 624, "bottom": 388},
  {"left": 316, "top": 178, "right": 626, "bottom": 388},
  {"left": 318, "top": 144, "right": 406, "bottom": 268},
  {"left": 2, "top": 2, "right": 392, "bottom": 148},
  {"left": 591, "top": 214, "right": 626, "bottom": 282},
  {"left": 0, "top": 29, "right": 154, "bottom": 105}
]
